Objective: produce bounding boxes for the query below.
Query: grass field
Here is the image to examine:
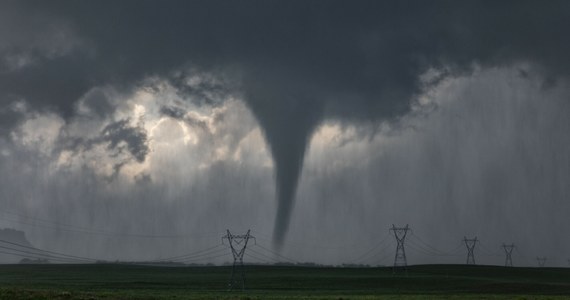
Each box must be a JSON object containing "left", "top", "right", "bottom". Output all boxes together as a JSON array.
[{"left": 0, "top": 264, "right": 569, "bottom": 299}]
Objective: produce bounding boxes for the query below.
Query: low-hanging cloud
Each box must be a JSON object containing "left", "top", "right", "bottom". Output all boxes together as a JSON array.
[{"left": 0, "top": 0, "right": 569, "bottom": 250}]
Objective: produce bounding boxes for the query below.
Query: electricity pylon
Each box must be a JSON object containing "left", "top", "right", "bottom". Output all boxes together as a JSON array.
[
  {"left": 390, "top": 224, "right": 410, "bottom": 271},
  {"left": 502, "top": 243, "right": 515, "bottom": 267},
  {"left": 463, "top": 237, "right": 478, "bottom": 265},
  {"left": 222, "top": 229, "right": 255, "bottom": 291},
  {"left": 536, "top": 256, "right": 547, "bottom": 268}
]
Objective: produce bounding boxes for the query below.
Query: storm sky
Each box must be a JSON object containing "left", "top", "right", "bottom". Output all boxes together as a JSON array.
[{"left": 0, "top": 0, "right": 569, "bottom": 266}]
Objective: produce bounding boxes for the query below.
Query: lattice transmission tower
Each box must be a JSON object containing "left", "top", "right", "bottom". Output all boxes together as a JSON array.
[
  {"left": 502, "top": 243, "right": 515, "bottom": 267},
  {"left": 390, "top": 224, "right": 410, "bottom": 271},
  {"left": 536, "top": 256, "right": 547, "bottom": 268},
  {"left": 463, "top": 237, "right": 478, "bottom": 265},
  {"left": 222, "top": 229, "right": 255, "bottom": 291}
]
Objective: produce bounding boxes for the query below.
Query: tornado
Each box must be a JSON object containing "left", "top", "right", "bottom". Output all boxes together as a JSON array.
[
  {"left": 245, "top": 81, "right": 322, "bottom": 247},
  {"left": 266, "top": 126, "right": 312, "bottom": 248}
]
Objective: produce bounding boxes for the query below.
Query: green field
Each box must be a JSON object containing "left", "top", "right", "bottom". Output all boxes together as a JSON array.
[{"left": 0, "top": 264, "right": 569, "bottom": 299}]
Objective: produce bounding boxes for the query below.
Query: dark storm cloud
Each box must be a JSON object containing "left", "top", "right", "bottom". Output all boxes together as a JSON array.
[
  {"left": 168, "top": 70, "right": 236, "bottom": 107},
  {"left": 1, "top": 0, "right": 570, "bottom": 244},
  {"left": 56, "top": 118, "right": 149, "bottom": 168},
  {"left": 159, "top": 106, "right": 186, "bottom": 121},
  {"left": 101, "top": 119, "right": 148, "bottom": 163},
  {"left": 159, "top": 105, "right": 209, "bottom": 131},
  {"left": 0, "top": 99, "right": 27, "bottom": 136},
  {"left": 78, "top": 88, "right": 115, "bottom": 119}
]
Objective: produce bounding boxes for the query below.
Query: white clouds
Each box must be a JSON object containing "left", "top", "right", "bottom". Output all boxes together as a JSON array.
[
  {"left": 12, "top": 112, "right": 64, "bottom": 156},
  {"left": 9, "top": 72, "right": 269, "bottom": 186}
]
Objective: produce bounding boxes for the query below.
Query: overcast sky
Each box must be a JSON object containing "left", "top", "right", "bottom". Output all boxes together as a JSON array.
[{"left": 0, "top": 0, "right": 569, "bottom": 266}]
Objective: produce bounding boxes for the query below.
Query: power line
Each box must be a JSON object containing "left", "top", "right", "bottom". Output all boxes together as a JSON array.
[
  {"left": 168, "top": 247, "right": 228, "bottom": 263},
  {"left": 222, "top": 229, "right": 255, "bottom": 291},
  {"left": 0, "top": 244, "right": 89, "bottom": 263},
  {"left": 370, "top": 248, "right": 395, "bottom": 266},
  {"left": 0, "top": 239, "right": 97, "bottom": 263},
  {"left": 536, "top": 256, "right": 547, "bottom": 267},
  {"left": 407, "top": 239, "right": 447, "bottom": 257},
  {"left": 502, "top": 243, "right": 515, "bottom": 267},
  {"left": 406, "top": 240, "right": 452, "bottom": 257},
  {"left": 253, "top": 244, "right": 299, "bottom": 264},
  {"left": 390, "top": 224, "right": 410, "bottom": 272},
  {"left": 409, "top": 231, "right": 457, "bottom": 256},
  {"left": 244, "top": 252, "right": 273, "bottom": 264},
  {"left": 478, "top": 241, "right": 503, "bottom": 257},
  {"left": 349, "top": 232, "right": 391, "bottom": 263},
  {"left": 149, "top": 244, "right": 225, "bottom": 262},
  {"left": 463, "top": 237, "right": 478, "bottom": 265},
  {"left": 250, "top": 229, "right": 368, "bottom": 250},
  {"left": 0, "top": 210, "right": 223, "bottom": 239},
  {"left": 448, "top": 242, "right": 466, "bottom": 255},
  {"left": 0, "top": 249, "right": 85, "bottom": 263},
  {"left": 352, "top": 242, "right": 393, "bottom": 265},
  {"left": 178, "top": 252, "right": 230, "bottom": 263},
  {"left": 247, "top": 248, "right": 283, "bottom": 263},
  {"left": 358, "top": 242, "right": 393, "bottom": 264},
  {"left": 514, "top": 246, "right": 533, "bottom": 266}
]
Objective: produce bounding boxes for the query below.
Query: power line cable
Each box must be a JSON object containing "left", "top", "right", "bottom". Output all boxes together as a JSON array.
[
  {"left": 406, "top": 240, "right": 451, "bottom": 257},
  {"left": 0, "top": 249, "right": 86, "bottom": 263},
  {"left": 244, "top": 252, "right": 273, "bottom": 264},
  {"left": 408, "top": 239, "right": 463, "bottom": 257},
  {"left": 246, "top": 248, "right": 281, "bottom": 264},
  {"left": 349, "top": 232, "right": 391, "bottom": 262},
  {"left": 167, "top": 247, "right": 228, "bottom": 263},
  {"left": 0, "top": 239, "right": 98, "bottom": 262},
  {"left": 371, "top": 249, "right": 394, "bottom": 266},
  {"left": 253, "top": 243, "right": 299, "bottom": 264},
  {"left": 149, "top": 244, "right": 225, "bottom": 262},
  {"left": 251, "top": 229, "right": 367, "bottom": 250},
  {"left": 179, "top": 252, "right": 231, "bottom": 263},
  {"left": 0, "top": 210, "right": 223, "bottom": 239},
  {"left": 355, "top": 242, "right": 393, "bottom": 264},
  {"left": 409, "top": 231, "right": 456, "bottom": 256},
  {"left": 0, "top": 244, "right": 90, "bottom": 263},
  {"left": 478, "top": 241, "right": 502, "bottom": 257},
  {"left": 248, "top": 247, "right": 290, "bottom": 263}
]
